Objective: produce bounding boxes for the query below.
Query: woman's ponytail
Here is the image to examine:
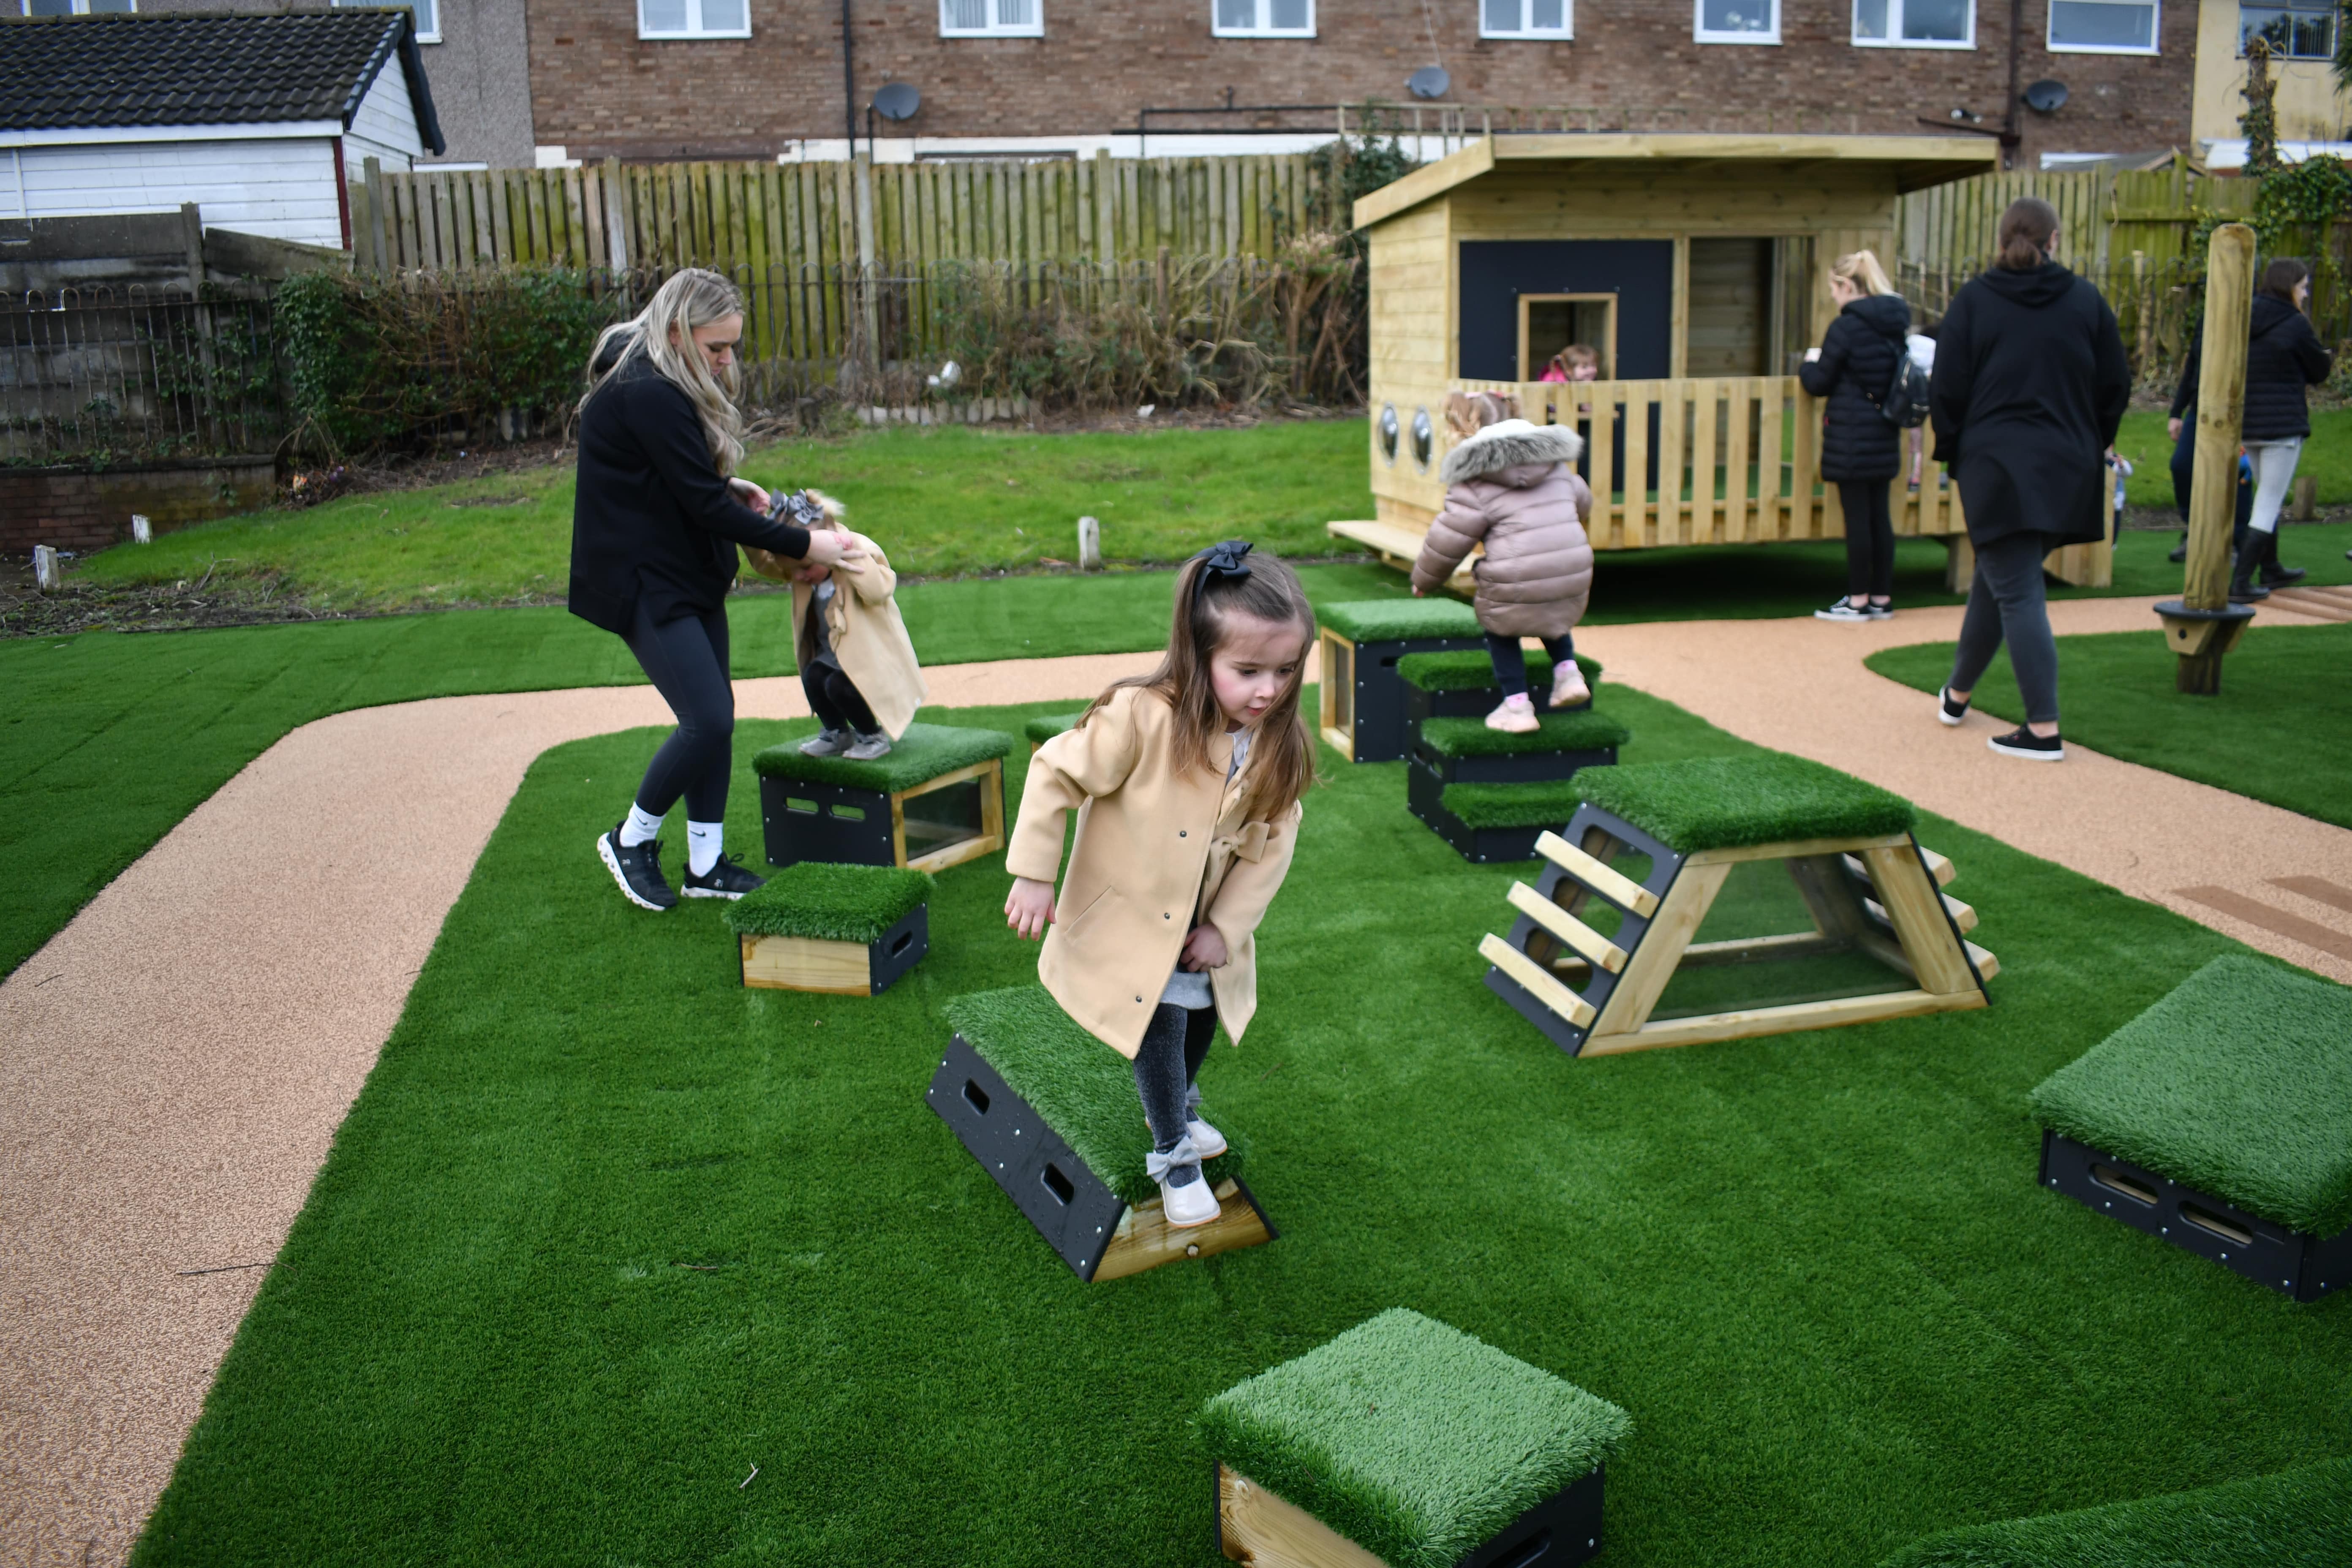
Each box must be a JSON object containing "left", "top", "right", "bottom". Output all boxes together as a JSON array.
[{"left": 1995, "top": 198, "right": 2060, "bottom": 272}]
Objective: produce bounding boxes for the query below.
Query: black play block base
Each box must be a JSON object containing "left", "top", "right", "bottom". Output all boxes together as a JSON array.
[
  {"left": 759, "top": 774, "right": 896, "bottom": 868},
  {"left": 2040, "top": 1129, "right": 2349, "bottom": 1302},
  {"left": 1464, "top": 1462, "right": 1606, "bottom": 1568},
  {"left": 1330, "top": 633, "right": 1487, "bottom": 764},
  {"left": 1406, "top": 790, "right": 1553, "bottom": 864}
]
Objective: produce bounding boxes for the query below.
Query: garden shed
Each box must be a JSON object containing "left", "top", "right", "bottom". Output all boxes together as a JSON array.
[{"left": 1331, "top": 134, "right": 2113, "bottom": 589}]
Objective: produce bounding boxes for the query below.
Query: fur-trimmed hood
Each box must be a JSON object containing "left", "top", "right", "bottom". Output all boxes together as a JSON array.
[{"left": 1440, "top": 418, "right": 1583, "bottom": 485}]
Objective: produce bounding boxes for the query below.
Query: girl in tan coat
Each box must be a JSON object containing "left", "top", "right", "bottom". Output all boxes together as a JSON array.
[
  {"left": 1003, "top": 543, "right": 1315, "bottom": 1230},
  {"left": 749, "top": 493, "right": 926, "bottom": 762}
]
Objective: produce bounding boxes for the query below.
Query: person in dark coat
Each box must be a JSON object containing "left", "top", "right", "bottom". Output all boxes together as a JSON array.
[
  {"left": 1928, "top": 198, "right": 2131, "bottom": 762},
  {"left": 572, "top": 267, "right": 864, "bottom": 911},
  {"left": 1799, "top": 248, "right": 1911, "bottom": 621},
  {"left": 2213, "top": 259, "right": 2329, "bottom": 600},
  {"left": 2164, "top": 357, "right": 2254, "bottom": 566}
]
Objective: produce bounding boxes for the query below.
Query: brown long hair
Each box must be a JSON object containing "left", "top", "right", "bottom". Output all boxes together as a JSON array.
[
  {"left": 2259, "top": 257, "right": 2311, "bottom": 303},
  {"left": 1077, "top": 547, "right": 1319, "bottom": 822},
  {"left": 1996, "top": 198, "right": 2060, "bottom": 272}
]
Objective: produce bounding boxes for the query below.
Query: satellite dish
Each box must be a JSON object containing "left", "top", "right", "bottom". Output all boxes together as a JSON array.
[
  {"left": 873, "top": 82, "right": 922, "bottom": 122},
  {"left": 1407, "top": 65, "right": 1450, "bottom": 101},
  {"left": 2023, "top": 79, "right": 2068, "bottom": 114}
]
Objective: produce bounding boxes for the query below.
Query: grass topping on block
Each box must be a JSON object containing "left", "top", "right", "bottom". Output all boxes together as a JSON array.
[
  {"left": 943, "top": 985, "right": 1242, "bottom": 1206},
  {"left": 751, "top": 722, "right": 1012, "bottom": 792},
  {"left": 722, "top": 863, "right": 933, "bottom": 945},
  {"left": 1418, "top": 710, "right": 1631, "bottom": 758},
  {"left": 2028, "top": 956, "right": 2352, "bottom": 1236},
  {"left": 1877, "top": 1454, "right": 2352, "bottom": 1568},
  {"left": 1199, "top": 1307, "right": 1632, "bottom": 1568},
  {"left": 1575, "top": 754, "right": 1916, "bottom": 852},
  {"left": 1024, "top": 712, "right": 1082, "bottom": 745},
  {"left": 1395, "top": 650, "right": 1603, "bottom": 693},
  {"left": 1442, "top": 781, "right": 1591, "bottom": 831},
  {"left": 1318, "top": 598, "right": 1482, "bottom": 642}
]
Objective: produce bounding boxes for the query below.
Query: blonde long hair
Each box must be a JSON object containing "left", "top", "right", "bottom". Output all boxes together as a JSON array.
[
  {"left": 582, "top": 268, "right": 748, "bottom": 475},
  {"left": 1829, "top": 248, "right": 1898, "bottom": 298}
]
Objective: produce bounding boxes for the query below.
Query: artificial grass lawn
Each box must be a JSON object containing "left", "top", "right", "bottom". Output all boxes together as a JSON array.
[
  {"left": 1197, "top": 1307, "right": 1632, "bottom": 1568},
  {"left": 1575, "top": 754, "right": 1916, "bottom": 852},
  {"left": 2115, "top": 406, "right": 2352, "bottom": 510},
  {"left": 1865, "top": 621, "right": 2352, "bottom": 831},
  {"left": 132, "top": 686, "right": 2351, "bottom": 1567},
  {"left": 1416, "top": 711, "right": 1631, "bottom": 759},
  {"left": 1443, "top": 779, "right": 1605, "bottom": 830},
  {"left": 2028, "top": 956, "right": 2352, "bottom": 1236},
  {"left": 1023, "top": 712, "right": 1081, "bottom": 745},
  {"left": 1879, "top": 1454, "right": 2352, "bottom": 1568},
  {"left": 751, "top": 722, "right": 1012, "bottom": 792},
  {"left": 1319, "top": 598, "right": 1483, "bottom": 641},
  {"left": 1396, "top": 649, "right": 1603, "bottom": 691},
  {"left": 945, "top": 985, "right": 1244, "bottom": 1205},
  {"left": 723, "top": 864, "right": 934, "bottom": 945}
]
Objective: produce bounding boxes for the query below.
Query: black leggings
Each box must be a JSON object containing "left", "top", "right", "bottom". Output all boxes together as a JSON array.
[
  {"left": 1134, "top": 1002, "right": 1217, "bottom": 1154},
  {"left": 1837, "top": 480, "right": 1896, "bottom": 600},
  {"left": 802, "top": 662, "right": 879, "bottom": 734},
  {"left": 622, "top": 599, "right": 734, "bottom": 822},
  {"left": 1484, "top": 632, "right": 1576, "bottom": 699}
]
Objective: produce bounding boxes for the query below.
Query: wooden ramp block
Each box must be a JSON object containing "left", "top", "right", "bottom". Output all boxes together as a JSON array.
[{"left": 739, "top": 905, "right": 926, "bottom": 996}]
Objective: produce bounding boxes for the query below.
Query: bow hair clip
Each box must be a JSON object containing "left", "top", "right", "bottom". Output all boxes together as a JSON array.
[{"left": 1192, "top": 539, "right": 1254, "bottom": 599}]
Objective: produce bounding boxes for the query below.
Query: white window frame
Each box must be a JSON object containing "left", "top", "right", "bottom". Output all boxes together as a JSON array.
[
  {"left": 334, "top": 0, "right": 437, "bottom": 43},
  {"left": 1479, "top": 0, "right": 1573, "bottom": 41},
  {"left": 1212, "top": 0, "right": 1315, "bottom": 39},
  {"left": 939, "top": 0, "right": 1042, "bottom": 37},
  {"left": 2046, "top": 0, "right": 2159, "bottom": 54},
  {"left": 1694, "top": 0, "right": 1778, "bottom": 44},
  {"left": 637, "top": 0, "right": 750, "bottom": 41},
  {"left": 1852, "top": 0, "right": 1974, "bottom": 48},
  {"left": 22, "top": 0, "right": 139, "bottom": 13},
  {"left": 2237, "top": 2, "right": 2332, "bottom": 60}
]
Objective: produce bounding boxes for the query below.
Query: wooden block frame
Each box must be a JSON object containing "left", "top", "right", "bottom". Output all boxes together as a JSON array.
[
  {"left": 1215, "top": 1461, "right": 1605, "bottom": 1568},
  {"left": 926, "top": 1034, "right": 1275, "bottom": 1282},
  {"left": 760, "top": 757, "right": 1004, "bottom": 875},
  {"left": 738, "top": 904, "right": 927, "bottom": 996},
  {"left": 1317, "top": 626, "right": 1486, "bottom": 763}
]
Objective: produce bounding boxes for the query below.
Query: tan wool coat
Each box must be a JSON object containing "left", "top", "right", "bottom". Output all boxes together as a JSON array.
[
  {"left": 1006, "top": 685, "right": 1302, "bottom": 1060},
  {"left": 1411, "top": 419, "right": 1596, "bottom": 640},
  {"left": 784, "top": 532, "right": 926, "bottom": 738}
]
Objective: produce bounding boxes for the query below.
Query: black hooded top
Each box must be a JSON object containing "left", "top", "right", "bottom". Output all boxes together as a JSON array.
[
  {"left": 1928, "top": 262, "right": 2131, "bottom": 547},
  {"left": 2169, "top": 292, "right": 2332, "bottom": 442},
  {"left": 1798, "top": 291, "right": 1911, "bottom": 484}
]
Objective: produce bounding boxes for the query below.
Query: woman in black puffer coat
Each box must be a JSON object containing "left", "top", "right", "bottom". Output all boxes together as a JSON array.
[
  {"left": 1799, "top": 249, "right": 1911, "bottom": 621},
  {"left": 2201, "top": 259, "right": 2331, "bottom": 600}
]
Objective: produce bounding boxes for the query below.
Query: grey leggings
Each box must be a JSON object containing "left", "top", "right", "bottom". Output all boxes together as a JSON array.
[
  {"left": 1949, "top": 532, "right": 2060, "bottom": 727},
  {"left": 1134, "top": 1003, "right": 1217, "bottom": 1185}
]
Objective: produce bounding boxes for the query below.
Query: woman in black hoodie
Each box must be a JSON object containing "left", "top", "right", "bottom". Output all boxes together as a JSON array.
[
  {"left": 1927, "top": 198, "right": 2130, "bottom": 762},
  {"left": 2225, "top": 259, "right": 2330, "bottom": 600},
  {"left": 1799, "top": 249, "right": 1911, "bottom": 621}
]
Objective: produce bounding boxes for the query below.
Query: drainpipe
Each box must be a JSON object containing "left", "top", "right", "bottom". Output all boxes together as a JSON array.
[
  {"left": 841, "top": 0, "right": 857, "bottom": 151},
  {"left": 2002, "top": 0, "right": 2023, "bottom": 170}
]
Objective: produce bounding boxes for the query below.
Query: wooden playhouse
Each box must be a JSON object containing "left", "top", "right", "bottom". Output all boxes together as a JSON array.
[{"left": 1332, "top": 134, "right": 2113, "bottom": 590}]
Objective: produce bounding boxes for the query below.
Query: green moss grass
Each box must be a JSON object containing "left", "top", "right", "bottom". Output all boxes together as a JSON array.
[
  {"left": 1577, "top": 755, "right": 1916, "bottom": 852},
  {"left": 724, "top": 864, "right": 933, "bottom": 944},
  {"left": 944, "top": 985, "right": 1243, "bottom": 1205},
  {"left": 1395, "top": 650, "right": 1603, "bottom": 693},
  {"left": 1879, "top": 1455, "right": 2352, "bottom": 1568},
  {"left": 1319, "top": 598, "right": 1484, "bottom": 641},
  {"left": 1024, "top": 713, "right": 1081, "bottom": 745},
  {"left": 1417, "top": 710, "right": 1631, "bottom": 758},
  {"left": 2028, "top": 956, "right": 2352, "bottom": 1236},
  {"left": 1866, "top": 623, "right": 2352, "bottom": 831},
  {"left": 1198, "top": 1308, "right": 1632, "bottom": 1568},
  {"left": 753, "top": 722, "right": 1011, "bottom": 792}
]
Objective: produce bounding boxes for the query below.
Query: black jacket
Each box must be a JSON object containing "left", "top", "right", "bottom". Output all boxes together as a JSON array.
[
  {"left": 1799, "top": 292, "right": 1910, "bottom": 483},
  {"left": 1929, "top": 263, "right": 2131, "bottom": 547},
  {"left": 2170, "top": 293, "right": 2331, "bottom": 441},
  {"left": 568, "top": 348, "right": 810, "bottom": 634}
]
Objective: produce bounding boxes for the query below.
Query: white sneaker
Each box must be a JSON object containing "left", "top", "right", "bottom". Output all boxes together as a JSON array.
[
  {"left": 844, "top": 732, "right": 893, "bottom": 761},
  {"left": 798, "top": 728, "right": 851, "bottom": 757},
  {"left": 1548, "top": 665, "right": 1591, "bottom": 710},
  {"left": 1484, "top": 693, "right": 1540, "bottom": 733}
]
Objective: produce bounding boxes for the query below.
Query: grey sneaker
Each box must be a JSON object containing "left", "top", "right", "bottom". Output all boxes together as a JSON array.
[
  {"left": 844, "top": 732, "right": 893, "bottom": 761},
  {"left": 799, "top": 728, "right": 852, "bottom": 757}
]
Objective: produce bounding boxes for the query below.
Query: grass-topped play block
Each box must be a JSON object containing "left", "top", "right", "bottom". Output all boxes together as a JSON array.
[
  {"left": 1025, "top": 712, "right": 1081, "bottom": 754},
  {"left": 722, "top": 863, "right": 933, "bottom": 996},
  {"left": 1201, "top": 1307, "right": 1631, "bottom": 1568},
  {"left": 1396, "top": 649, "right": 1603, "bottom": 724},
  {"left": 754, "top": 722, "right": 1012, "bottom": 875},
  {"left": 1407, "top": 710, "right": 1632, "bottom": 865},
  {"left": 1480, "top": 754, "right": 1996, "bottom": 1056},
  {"left": 926, "top": 986, "right": 1274, "bottom": 1282},
  {"left": 2028, "top": 956, "right": 2352, "bottom": 1302},
  {"left": 1315, "top": 599, "right": 1486, "bottom": 764}
]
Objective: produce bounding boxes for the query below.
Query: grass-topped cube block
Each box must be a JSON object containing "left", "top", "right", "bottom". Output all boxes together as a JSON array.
[
  {"left": 723, "top": 863, "right": 932, "bottom": 996},
  {"left": 1315, "top": 599, "right": 1486, "bottom": 764},
  {"left": 2028, "top": 956, "right": 2352, "bottom": 1302},
  {"left": 1408, "top": 710, "right": 1631, "bottom": 863},
  {"left": 925, "top": 985, "right": 1274, "bottom": 1282},
  {"left": 754, "top": 722, "right": 1012, "bottom": 875},
  {"left": 1025, "top": 712, "right": 1082, "bottom": 754},
  {"left": 1478, "top": 754, "right": 1996, "bottom": 1057},
  {"left": 1201, "top": 1307, "right": 1631, "bottom": 1568},
  {"left": 1396, "top": 649, "right": 1603, "bottom": 728}
]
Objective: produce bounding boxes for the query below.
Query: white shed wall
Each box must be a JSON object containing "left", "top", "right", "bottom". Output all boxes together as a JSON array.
[
  {"left": 344, "top": 57, "right": 426, "bottom": 174},
  {"left": 5, "top": 139, "right": 343, "bottom": 246}
]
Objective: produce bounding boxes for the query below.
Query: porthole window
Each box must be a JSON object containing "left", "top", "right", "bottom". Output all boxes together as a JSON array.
[
  {"left": 1410, "top": 406, "right": 1435, "bottom": 470},
  {"left": 1377, "top": 403, "right": 1400, "bottom": 464}
]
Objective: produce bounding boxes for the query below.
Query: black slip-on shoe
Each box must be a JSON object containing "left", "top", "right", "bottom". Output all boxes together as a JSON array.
[
  {"left": 599, "top": 824, "right": 677, "bottom": 910},
  {"left": 1987, "top": 726, "right": 2063, "bottom": 762},
  {"left": 682, "top": 852, "right": 765, "bottom": 900},
  {"left": 1937, "top": 687, "right": 1969, "bottom": 727}
]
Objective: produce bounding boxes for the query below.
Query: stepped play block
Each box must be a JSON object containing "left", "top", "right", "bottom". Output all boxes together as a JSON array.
[
  {"left": 1396, "top": 648, "right": 1603, "bottom": 727},
  {"left": 754, "top": 722, "right": 1011, "bottom": 874},
  {"left": 2028, "top": 956, "right": 2352, "bottom": 1301},
  {"left": 1026, "top": 711, "right": 1082, "bottom": 754},
  {"left": 1201, "top": 1307, "right": 1631, "bottom": 1568},
  {"left": 1407, "top": 710, "right": 1630, "bottom": 863},
  {"left": 724, "top": 863, "right": 932, "bottom": 996},
  {"left": 925, "top": 986, "right": 1274, "bottom": 1282},
  {"left": 1316, "top": 600, "right": 1486, "bottom": 763},
  {"left": 1479, "top": 755, "right": 1994, "bottom": 1056}
]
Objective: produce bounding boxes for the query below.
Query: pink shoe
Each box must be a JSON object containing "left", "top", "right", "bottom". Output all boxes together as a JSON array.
[
  {"left": 1485, "top": 693, "right": 1540, "bottom": 733},
  {"left": 1548, "top": 665, "right": 1590, "bottom": 710}
]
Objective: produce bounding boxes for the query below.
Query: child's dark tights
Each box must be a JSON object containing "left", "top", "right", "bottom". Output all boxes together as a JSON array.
[
  {"left": 1134, "top": 1003, "right": 1217, "bottom": 1186},
  {"left": 1485, "top": 632, "right": 1576, "bottom": 698},
  {"left": 801, "top": 662, "right": 879, "bottom": 734}
]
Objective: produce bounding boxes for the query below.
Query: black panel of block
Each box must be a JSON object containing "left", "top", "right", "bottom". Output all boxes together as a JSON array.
[
  {"left": 760, "top": 774, "right": 897, "bottom": 868},
  {"left": 1487, "top": 804, "right": 1687, "bottom": 1055},
  {"left": 1411, "top": 740, "right": 1619, "bottom": 790},
  {"left": 926, "top": 1034, "right": 1128, "bottom": 1281},
  {"left": 1406, "top": 785, "right": 1555, "bottom": 865},
  {"left": 1458, "top": 1463, "right": 1606, "bottom": 1568},
  {"left": 864, "top": 905, "right": 929, "bottom": 996},
  {"left": 1342, "top": 634, "right": 1487, "bottom": 763}
]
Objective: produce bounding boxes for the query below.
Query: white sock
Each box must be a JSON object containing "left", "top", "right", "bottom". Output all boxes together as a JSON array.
[
  {"left": 687, "top": 821, "right": 723, "bottom": 877},
  {"left": 618, "top": 804, "right": 664, "bottom": 848}
]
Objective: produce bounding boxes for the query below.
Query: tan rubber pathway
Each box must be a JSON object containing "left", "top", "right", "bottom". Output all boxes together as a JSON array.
[{"left": 4, "top": 601, "right": 2348, "bottom": 1566}]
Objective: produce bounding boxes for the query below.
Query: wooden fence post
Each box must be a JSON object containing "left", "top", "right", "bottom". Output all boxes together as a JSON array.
[{"left": 2158, "top": 222, "right": 2257, "bottom": 695}]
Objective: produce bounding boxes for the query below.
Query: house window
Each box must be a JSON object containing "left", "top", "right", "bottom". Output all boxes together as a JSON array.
[
  {"left": 2240, "top": 2, "right": 2332, "bottom": 58},
  {"left": 334, "top": 0, "right": 436, "bottom": 42},
  {"left": 1852, "top": 0, "right": 1972, "bottom": 46},
  {"left": 22, "top": 0, "right": 135, "bottom": 12},
  {"left": 1213, "top": 0, "right": 1312, "bottom": 38},
  {"left": 941, "top": 0, "right": 1040, "bottom": 35},
  {"left": 1695, "top": 0, "right": 1777, "bottom": 43},
  {"left": 2048, "top": 0, "right": 2157, "bottom": 52},
  {"left": 638, "top": 0, "right": 749, "bottom": 39},
  {"left": 1481, "top": 0, "right": 1571, "bottom": 40}
]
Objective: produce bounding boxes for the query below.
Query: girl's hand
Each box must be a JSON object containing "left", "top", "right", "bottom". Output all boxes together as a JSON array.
[
  {"left": 1180, "top": 923, "right": 1228, "bottom": 972},
  {"left": 803, "top": 530, "right": 867, "bottom": 573},
  {"left": 1802, "top": 346, "right": 1822, "bottom": 362},
  {"left": 2168, "top": 417, "right": 2184, "bottom": 441},
  {"left": 1005, "top": 877, "right": 1056, "bottom": 939},
  {"left": 729, "top": 477, "right": 773, "bottom": 514}
]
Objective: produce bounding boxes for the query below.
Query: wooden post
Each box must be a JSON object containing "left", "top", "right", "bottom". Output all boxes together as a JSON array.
[
  {"left": 2165, "top": 222, "right": 2256, "bottom": 695},
  {"left": 1077, "top": 515, "right": 1102, "bottom": 570}
]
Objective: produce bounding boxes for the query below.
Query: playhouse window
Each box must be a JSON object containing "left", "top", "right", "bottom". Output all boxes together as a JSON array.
[
  {"left": 1214, "top": 0, "right": 1313, "bottom": 35},
  {"left": 1695, "top": 0, "right": 1777, "bottom": 43},
  {"left": 638, "top": 0, "right": 749, "bottom": 38},
  {"left": 941, "top": 0, "right": 1041, "bottom": 35},
  {"left": 334, "top": 0, "right": 435, "bottom": 41},
  {"left": 1482, "top": 0, "right": 1571, "bottom": 38},
  {"left": 2048, "top": 0, "right": 2156, "bottom": 51},
  {"left": 1852, "top": 0, "right": 1972, "bottom": 46},
  {"left": 2240, "top": 2, "right": 2328, "bottom": 57}
]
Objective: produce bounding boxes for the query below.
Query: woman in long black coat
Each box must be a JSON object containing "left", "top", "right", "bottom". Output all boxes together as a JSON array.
[
  {"left": 1798, "top": 250, "right": 1910, "bottom": 621},
  {"left": 1928, "top": 198, "right": 2131, "bottom": 762}
]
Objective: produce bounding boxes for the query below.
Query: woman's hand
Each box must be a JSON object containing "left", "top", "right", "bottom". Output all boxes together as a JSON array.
[
  {"left": 1179, "top": 923, "right": 1228, "bottom": 972},
  {"left": 728, "top": 476, "right": 772, "bottom": 515},
  {"left": 1802, "top": 346, "right": 1822, "bottom": 362},
  {"left": 1005, "top": 877, "right": 1056, "bottom": 940},
  {"left": 802, "top": 529, "right": 868, "bottom": 574},
  {"left": 2168, "top": 417, "right": 2184, "bottom": 441}
]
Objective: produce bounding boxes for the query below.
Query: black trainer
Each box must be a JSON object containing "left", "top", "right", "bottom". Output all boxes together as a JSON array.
[
  {"left": 1937, "top": 687, "right": 1969, "bottom": 727},
  {"left": 1987, "top": 725, "right": 2063, "bottom": 762},
  {"left": 598, "top": 823, "right": 677, "bottom": 910},
  {"left": 683, "top": 852, "right": 766, "bottom": 900}
]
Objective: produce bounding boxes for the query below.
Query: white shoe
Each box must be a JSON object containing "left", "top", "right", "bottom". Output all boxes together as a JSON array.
[
  {"left": 1146, "top": 1135, "right": 1222, "bottom": 1228},
  {"left": 1186, "top": 1116, "right": 1228, "bottom": 1160},
  {"left": 844, "top": 732, "right": 893, "bottom": 761},
  {"left": 1548, "top": 665, "right": 1591, "bottom": 710},
  {"left": 1484, "top": 693, "right": 1540, "bottom": 733},
  {"left": 799, "top": 728, "right": 851, "bottom": 757}
]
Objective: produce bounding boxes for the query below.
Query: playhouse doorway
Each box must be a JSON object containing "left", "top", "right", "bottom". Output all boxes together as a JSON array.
[{"left": 1458, "top": 240, "right": 1674, "bottom": 383}]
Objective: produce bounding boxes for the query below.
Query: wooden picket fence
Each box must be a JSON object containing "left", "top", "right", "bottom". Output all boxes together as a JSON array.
[{"left": 1896, "top": 162, "right": 2264, "bottom": 276}]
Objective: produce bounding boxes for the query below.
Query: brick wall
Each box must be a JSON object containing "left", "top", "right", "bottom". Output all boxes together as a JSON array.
[
  {"left": 528, "top": 0, "right": 2194, "bottom": 168},
  {"left": 0, "top": 458, "right": 277, "bottom": 557}
]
